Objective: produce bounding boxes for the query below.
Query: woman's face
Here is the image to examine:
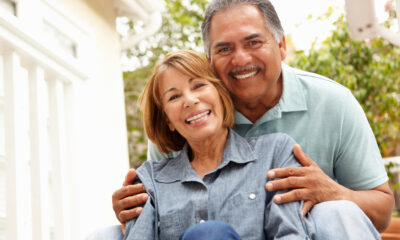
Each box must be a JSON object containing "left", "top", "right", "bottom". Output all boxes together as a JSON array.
[{"left": 159, "top": 67, "right": 226, "bottom": 144}]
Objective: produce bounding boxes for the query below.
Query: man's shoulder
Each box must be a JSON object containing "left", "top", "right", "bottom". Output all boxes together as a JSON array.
[
  {"left": 283, "top": 64, "right": 354, "bottom": 104},
  {"left": 293, "top": 66, "right": 348, "bottom": 91},
  {"left": 283, "top": 64, "right": 347, "bottom": 92}
]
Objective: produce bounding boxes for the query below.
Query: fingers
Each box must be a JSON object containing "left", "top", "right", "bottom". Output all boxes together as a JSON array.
[
  {"left": 121, "top": 223, "right": 126, "bottom": 235},
  {"left": 301, "top": 200, "right": 315, "bottom": 217},
  {"left": 273, "top": 189, "right": 308, "bottom": 204},
  {"left": 116, "top": 193, "right": 148, "bottom": 222},
  {"left": 113, "top": 184, "right": 146, "bottom": 202},
  {"left": 123, "top": 168, "right": 137, "bottom": 186},
  {"left": 266, "top": 176, "right": 307, "bottom": 192},
  {"left": 112, "top": 184, "right": 147, "bottom": 223},
  {"left": 119, "top": 206, "right": 144, "bottom": 223},
  {"left": 293, "top": 144, "right": 313, "bottom": 167},
  {"left": 267, "top": 166, "right": 306, "bottom": 179}
]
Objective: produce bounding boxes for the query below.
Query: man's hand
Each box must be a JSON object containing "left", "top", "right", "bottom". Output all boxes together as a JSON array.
[
  {"left": 112, "top": 169, "right": 148, "bottom": 233},
  {"left": 265, "top": 144, "right": 347, "bottom": 216}
]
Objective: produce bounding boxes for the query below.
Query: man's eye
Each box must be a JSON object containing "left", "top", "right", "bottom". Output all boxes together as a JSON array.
[
  {"left": 248, "top": 40, "right": 263, "bottom": 48},
  {"left": 216, "top": 47, "right": 231, "bottom": 55}
]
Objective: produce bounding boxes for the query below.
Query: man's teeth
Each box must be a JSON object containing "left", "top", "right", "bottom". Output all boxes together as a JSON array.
[
  {"left": 186, "top": 111, "right": 210, "bottom": 124},
  {"left": 234, "top": 71, "right": 257, "bottom": 79}
]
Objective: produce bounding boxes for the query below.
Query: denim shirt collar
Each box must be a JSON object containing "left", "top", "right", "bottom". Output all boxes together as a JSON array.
[
  {"left": 154, "top": 129, "right": 257, "bottom": 183},
  {"left": 235, "top": 62, "right": 308, "bottom": 125}
]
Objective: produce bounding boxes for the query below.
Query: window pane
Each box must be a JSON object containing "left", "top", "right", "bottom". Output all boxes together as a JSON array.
[
  {"left": 42, "top": 21, "right": 77, "bottom": 58},
  {"left": 0, "top": 0, "right": 16, "bottom": 16},
  {"left": 0, "top": 159, "right": 5, "bottom": 240}
]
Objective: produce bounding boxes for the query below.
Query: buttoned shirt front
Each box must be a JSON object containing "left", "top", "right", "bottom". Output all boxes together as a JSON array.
[{"left": 124, "top": 130, "right": 315, "bottom": 240}]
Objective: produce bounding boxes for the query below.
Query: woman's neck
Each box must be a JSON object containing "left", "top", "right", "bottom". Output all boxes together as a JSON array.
[{"left": 188, "top": 128, "right": 228, "bottom": 178}]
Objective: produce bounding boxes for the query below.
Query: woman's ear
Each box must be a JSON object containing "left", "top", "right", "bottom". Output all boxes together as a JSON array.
[{"left": 166, "top": 116, "right": 175, "bottom": 132}]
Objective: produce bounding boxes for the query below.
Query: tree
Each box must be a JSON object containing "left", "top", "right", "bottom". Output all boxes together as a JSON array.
[{"left": 124, "top": 0, "right": 208, "bottom": 168}]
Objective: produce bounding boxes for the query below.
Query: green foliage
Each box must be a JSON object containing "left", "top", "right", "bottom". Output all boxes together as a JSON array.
[
  {"left": 289, "top": 11, "right": 400, "bottom": 215},
  {"left": 289, "top": 14, "right": 400, "bottom": 158},
  {"left": 124, "top": 0, "right": 208, "bottom": 167}
]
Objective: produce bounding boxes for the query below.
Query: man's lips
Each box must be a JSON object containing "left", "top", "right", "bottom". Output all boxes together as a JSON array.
[
  {"left": 185, "top": 110, "right": 211, "bottom": 124},
  {"left": 229, "top": 65, "right": 261, "bottom": 80}
]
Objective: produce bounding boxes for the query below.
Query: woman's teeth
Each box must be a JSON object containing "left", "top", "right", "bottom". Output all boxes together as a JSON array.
[{"left": 186, "top": 110, "right": 210, "bottom": 124}]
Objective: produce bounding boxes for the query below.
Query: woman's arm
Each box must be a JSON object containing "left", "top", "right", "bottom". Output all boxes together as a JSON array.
[{"left": 123, "top": 197, "right": 157, "bottom": 240}]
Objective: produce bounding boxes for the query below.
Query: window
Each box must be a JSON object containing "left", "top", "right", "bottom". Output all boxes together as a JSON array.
[
  {"left": 42, "top": 20, "right": 77, "bottom": 58},
  {"left": 0, "top": 0, "right": 16, "bottom": 16},
  {"left": 0, "top": 0, "right": 89, "bottom": 238}
]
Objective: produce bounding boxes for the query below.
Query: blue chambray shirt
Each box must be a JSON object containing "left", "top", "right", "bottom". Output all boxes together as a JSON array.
[{"left": 124, "top": 130, "right": 316, "bottom": 240}]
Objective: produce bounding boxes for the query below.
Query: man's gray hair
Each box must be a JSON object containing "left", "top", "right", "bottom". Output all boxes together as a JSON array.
[{"left": 201, "top": 0, "right": 284, "bottom": 57}]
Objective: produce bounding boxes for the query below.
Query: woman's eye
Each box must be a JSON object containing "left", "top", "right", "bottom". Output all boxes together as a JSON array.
[
  {"left": 194, "top": 83, "right": 205, "bottom": 89},
  {"left": 168, "top": 94, "right": 179, "bottom": 101}
]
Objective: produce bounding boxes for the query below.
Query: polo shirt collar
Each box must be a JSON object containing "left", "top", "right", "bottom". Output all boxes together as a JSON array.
[
  {"left": 154, "top": 130, "right": 257, "bottom": 183},
  {"left": 235, "top": 62, "right": 308, "bottom": 125}
]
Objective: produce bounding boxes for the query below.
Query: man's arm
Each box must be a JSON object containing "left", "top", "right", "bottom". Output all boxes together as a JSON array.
[
  {"left": 112, "top": 141, "right": 173, "bottom": 231},
  {"left": 265, "top": 144, "right": 394, "bottom": 232},
  {"left": 112, "top": 168, "right": 148, "bottom": 232}
]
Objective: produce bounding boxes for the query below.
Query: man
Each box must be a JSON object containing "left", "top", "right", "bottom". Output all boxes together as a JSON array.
[{"left": 112, "top": 0, "right": 394, "bottom": 236}]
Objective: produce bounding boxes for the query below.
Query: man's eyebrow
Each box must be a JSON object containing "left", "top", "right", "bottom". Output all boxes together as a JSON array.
[
  {"left": 213, "top": 42, "right": 231, "bottom": 50},
  {"left": 244, "top": 33, "right": 263, "bottom": 41}
]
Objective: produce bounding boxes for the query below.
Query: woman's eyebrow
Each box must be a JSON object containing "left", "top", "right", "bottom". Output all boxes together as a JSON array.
[{"left": 163, "top": 87, "right": 176, "bottom": 96}]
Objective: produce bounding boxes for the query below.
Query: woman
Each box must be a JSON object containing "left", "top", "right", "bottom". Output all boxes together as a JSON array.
[{"left": 122, "top": 50, "right": 378, "bottom": 240}]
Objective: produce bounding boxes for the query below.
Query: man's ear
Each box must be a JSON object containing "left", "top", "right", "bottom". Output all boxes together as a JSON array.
[{"left": 279, "top": 35, "right": 287, "bottom": 61}]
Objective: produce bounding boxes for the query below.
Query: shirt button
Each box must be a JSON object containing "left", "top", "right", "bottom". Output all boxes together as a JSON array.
[
  {"left": 249, "top": 193, "right": 256, "bottom": 200},
  {"left": 199, "top": 219, "right": 205, "bottom": 223}
]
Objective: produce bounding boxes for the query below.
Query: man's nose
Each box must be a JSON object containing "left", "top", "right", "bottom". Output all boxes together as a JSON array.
[{"left": 232, "top": 48, "right": 251, "bottom": 66}]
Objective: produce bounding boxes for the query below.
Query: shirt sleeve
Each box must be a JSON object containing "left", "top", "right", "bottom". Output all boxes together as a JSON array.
[
  {"left": 265, "top": 135, "right": 314, "bottom": 239},
  {"left": 265, "top": 200, "right": 314, "bottom": 239},
  {"left": 123, "top": 162, "right": 158, "bottom": 240},
  {"left": 123, "top": 198, "right": 156, "bottom": 240},
  {"left": 334, "top": 91, "right": 388, "bottom": 190}
]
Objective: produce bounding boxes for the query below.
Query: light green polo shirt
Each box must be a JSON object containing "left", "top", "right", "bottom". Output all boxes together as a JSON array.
[{"left": 147, "top": 63, "right": 388, "bottom": 190}]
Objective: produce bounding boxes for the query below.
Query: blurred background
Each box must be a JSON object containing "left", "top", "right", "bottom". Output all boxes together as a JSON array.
[{"left": 0, "top": 0, "right": 399, "bottom": 239}]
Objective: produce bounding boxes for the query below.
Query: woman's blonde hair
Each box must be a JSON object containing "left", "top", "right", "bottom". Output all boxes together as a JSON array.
[{"left": 139, "top": 50, "right": 235, "bottom": 154}]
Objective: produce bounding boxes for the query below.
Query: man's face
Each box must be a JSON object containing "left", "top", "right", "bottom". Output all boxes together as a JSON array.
[{"left": 208, "top": 4, "right": 286, "bottom": 104}]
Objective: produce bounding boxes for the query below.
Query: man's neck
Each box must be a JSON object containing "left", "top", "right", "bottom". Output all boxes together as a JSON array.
[{"left": 235, "top": 78, "right": 283, "bottom": 123}]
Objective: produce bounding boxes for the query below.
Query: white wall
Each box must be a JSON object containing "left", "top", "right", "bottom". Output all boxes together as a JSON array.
[{"left": 55, "top": 0, "right": 130, "bottom": 238}]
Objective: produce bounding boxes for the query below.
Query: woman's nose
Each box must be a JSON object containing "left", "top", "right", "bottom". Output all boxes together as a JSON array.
[{"left": 183, "top": 93, "right": 199, "bottom": 108}]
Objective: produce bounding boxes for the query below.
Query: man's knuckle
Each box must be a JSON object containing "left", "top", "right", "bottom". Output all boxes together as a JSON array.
[
  {"left": 288, "top": 177, "right": 296, "bottom": 185},
  {"left": 295, "top": 190, "right": 303, "bottom": 198}
]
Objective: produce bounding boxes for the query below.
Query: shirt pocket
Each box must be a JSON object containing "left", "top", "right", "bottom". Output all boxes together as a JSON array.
[
  {"left": 158, "top": 210, "right": 192, "bottom": 240},
  {"left": 223, "top": 190, "right": 265, "bottom": 239}
]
